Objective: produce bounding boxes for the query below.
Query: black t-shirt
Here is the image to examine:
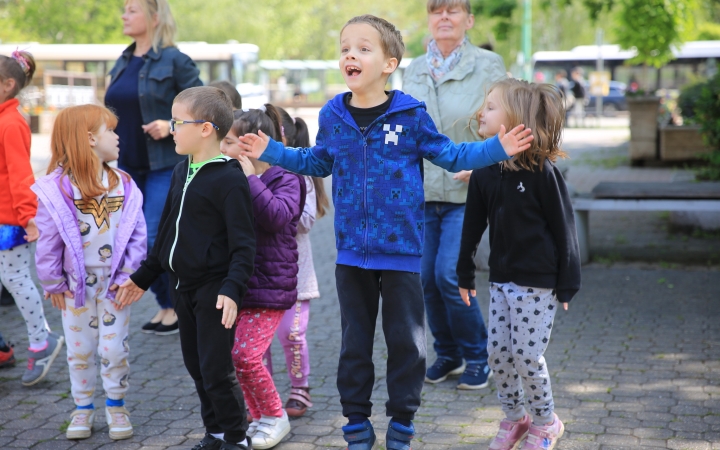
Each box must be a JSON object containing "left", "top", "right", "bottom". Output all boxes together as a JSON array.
[{"left": 345, "top": 91, "right": 394, "bottom": 133}]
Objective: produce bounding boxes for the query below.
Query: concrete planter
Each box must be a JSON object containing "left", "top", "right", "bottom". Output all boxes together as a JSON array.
[
  {"left": 659, "top": 125, "right": 713, "bottom": 161},
  {"left": 627, "top": 96, "right": 660, "bottom": 162}
]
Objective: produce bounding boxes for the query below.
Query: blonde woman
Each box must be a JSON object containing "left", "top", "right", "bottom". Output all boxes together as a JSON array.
[{"left": 105, "top": 0, "right": 201, "bottom": 335}]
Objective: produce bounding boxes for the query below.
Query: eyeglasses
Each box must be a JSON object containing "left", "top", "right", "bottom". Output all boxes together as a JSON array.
[{"left": 169, "top": 119, "right": 220, "bottom": 132}]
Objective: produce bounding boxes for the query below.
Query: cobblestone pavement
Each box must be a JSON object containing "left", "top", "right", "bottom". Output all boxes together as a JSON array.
[{"left": 2, "top": 127, "right": 717, "bottom": 449}]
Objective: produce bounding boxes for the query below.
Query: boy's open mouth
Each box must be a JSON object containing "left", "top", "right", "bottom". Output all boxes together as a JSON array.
[{"left": 345, "top": 65, "right": 362, "bottom": 77}]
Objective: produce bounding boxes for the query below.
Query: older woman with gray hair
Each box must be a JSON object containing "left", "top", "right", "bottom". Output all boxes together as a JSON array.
[
  {"left": 105, "top": 0, "right": 202, "bottom": 336},
  {"left": 403, "top": 0, "right": 506, "bottom": 390}
]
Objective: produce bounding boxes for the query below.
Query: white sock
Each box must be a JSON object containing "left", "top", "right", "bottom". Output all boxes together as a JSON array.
[
  {"left": 210, "top": 432, "right": 224, "bottom": 440},
  {"left": 237, "top": 438, "right": 249, "bottom": 446}
]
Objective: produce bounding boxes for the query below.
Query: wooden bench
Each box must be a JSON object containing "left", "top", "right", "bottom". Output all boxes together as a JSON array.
[{"left": 572, "top": 182, "right": 720, "bottom": 264}]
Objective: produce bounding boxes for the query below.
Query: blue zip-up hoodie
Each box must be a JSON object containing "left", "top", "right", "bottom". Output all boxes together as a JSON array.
[{"left": 259, "top": 90, "right": 511, "bottom": 273}]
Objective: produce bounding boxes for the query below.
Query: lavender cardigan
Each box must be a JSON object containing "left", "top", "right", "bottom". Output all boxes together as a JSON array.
[{"left": 31, "top": 168, "right": 147, "bottom": 308}]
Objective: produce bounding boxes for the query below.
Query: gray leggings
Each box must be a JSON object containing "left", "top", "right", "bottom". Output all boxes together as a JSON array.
[{"left": 488, "top": 281, "right": 558, "bottom": 425}]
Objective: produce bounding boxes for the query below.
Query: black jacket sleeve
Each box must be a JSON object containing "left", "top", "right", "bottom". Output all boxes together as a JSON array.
[
  {"left": 540, "top": 165, "right": 581, "bottom": 303},
  {"left": 457, "top": 169, "right": 489, "bottom": 290},
  {"left": 130, "top": 167, "right": 178, "bottom": 290},
  {"left": 217, "top": 174, "right": 256, "bottom": 307}
]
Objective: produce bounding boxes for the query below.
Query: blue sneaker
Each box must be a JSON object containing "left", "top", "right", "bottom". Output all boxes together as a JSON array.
[
  {"left": 386, "top": 420, "right": 414, "bottom": 450},
  {"left": 425, "top": 358, "right": 465, "bottom": 383},
  {"left": 342, "top": 420, "right": 377, "bottom": 450},
  {"left": 457, "top": 363, "right": 493, "bottom": 390}
]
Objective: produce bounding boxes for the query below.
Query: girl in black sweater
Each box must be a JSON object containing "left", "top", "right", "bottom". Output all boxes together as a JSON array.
[{"left": 456, "top": 79, "right": 581, "bottom": 450}]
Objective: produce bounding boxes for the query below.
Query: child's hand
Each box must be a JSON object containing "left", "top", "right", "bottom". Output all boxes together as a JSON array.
[
  {"left": 562, "top": 302, "right": 569, "bottom": 311},
  {"left": 114, "top": 279, "right": 146, "bottom": 310},
  {"left": 24, "top": 218, "right": 39, "bottom": 242},
  {"left": 45, "top": 290, "right": 73, "bottom": 311},
  {"left": 237, "top": 155, "right": 256, "bottom": 176},
  {"left": 498, "top": 124, "right": 534, "bottom": 156},
  {"left": 216, "top": 295, "right": 237, "bottom": 329},
  {"left": 237, "top": 130, "right": 270, "bottom": 159},
  {"left": 458, "top": 287, "right": 477, "bottom": 306}
]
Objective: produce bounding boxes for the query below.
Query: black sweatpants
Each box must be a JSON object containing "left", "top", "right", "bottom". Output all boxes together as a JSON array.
[
  {"left": 335, "top": 265, "right": 426, "bottom": 420},
  {"left": 173, "top": 278, "right": 248, "bottom": 443}
]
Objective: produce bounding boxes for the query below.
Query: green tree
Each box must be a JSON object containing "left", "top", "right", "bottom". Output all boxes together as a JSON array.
[{"left": 5, "top": 0, "right": 125, "bottom": 43}]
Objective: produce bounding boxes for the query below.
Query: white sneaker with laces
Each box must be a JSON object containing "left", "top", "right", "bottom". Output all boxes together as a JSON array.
[
  {"left": 66, "top": 409, "right": 95, "bottom": 439},
  {"left": 251, "top": 410, "right": 291, "bottom": 449},
  {"left": 105, "top": 406, "right": 133, "bottom": 440}
]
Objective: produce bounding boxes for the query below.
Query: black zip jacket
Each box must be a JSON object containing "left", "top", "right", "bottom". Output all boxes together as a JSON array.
[
  {"left": 131, "top": 156, "right": 256, "bottom": 307},
  {"left": 457, "top": 160, "right": 581, "bottom": 303}
]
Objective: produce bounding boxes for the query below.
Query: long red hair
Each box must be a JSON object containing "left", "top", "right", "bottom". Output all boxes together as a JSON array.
[{"left": 48, "top": 105, "right": 122, "bottom": 202}]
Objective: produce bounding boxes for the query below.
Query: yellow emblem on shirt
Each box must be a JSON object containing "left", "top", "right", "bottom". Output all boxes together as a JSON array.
[{"left": 74, "top": 195, "right": 125, "bottom": 230}]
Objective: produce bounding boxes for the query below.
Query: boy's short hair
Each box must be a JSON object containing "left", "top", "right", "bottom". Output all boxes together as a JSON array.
[
  {"left": 174, "top": 86, "right": 233, "bottom": 141},
  {"left": 209, "top": 80, "right": 242, "bottom": 110},
  {"left": 342, "top": 15, "right": 405, "bottom": 65},
  {"left": 426, "top": 0, "right": 472, "bottom": 14}
]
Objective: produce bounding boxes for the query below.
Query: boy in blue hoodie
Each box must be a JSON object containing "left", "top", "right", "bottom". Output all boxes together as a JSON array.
[{"left": 238, "top": 15, "right": 534, "bottom": 450}]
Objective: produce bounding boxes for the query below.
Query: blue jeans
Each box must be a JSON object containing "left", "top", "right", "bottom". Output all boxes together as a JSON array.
[
  {"left": 421, "top": 202, "right": 488, "bottom": 365},
  {"left": 121, "top": 165, "right": 174, "bottom": 309}
]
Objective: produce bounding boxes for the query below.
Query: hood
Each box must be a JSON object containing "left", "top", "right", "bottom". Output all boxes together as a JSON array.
[{"left": 327, "top": 90, "right": 425, "bottom": 127}]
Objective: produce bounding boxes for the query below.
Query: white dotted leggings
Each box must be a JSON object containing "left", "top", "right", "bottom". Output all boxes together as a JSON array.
[{"left": 487, "top": 281, "right": 558, "bottom": 425}]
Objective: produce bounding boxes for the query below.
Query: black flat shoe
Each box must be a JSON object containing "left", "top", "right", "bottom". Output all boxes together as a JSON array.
[
  {"left": 154, "top": 320, "right": 179, "bottom": 335},
  {"left": 141, "top": 321, "right": 161, "bottom": 334}
]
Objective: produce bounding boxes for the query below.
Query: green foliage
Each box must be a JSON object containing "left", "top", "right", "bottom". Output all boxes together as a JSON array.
[
  {"left": 695, "top": 21, "right": 720, "bottom": 40},
  {"left": 5, "top": 0, "right": 126, "bottom": 43},
  {"left": 677, "top": 81, "right": 706, "bottom": 123},
  {"left": 693, "top": 72, "right": 720, "bottom": 180},
  {"left": 581, "top": 0, "right": 616, "bottom": 21},
  {"left": 614, "top": 0, "right": 695, "bottom": 69}
]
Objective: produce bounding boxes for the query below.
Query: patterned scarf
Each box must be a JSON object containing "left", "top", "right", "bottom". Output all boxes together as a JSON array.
[{"left": 426, "top": 37, "right": 468, "bottom": 82}]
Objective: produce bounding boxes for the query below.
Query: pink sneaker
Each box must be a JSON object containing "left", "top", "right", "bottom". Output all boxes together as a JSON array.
[
  {"left": 522, "top": 414, "right": 564, "bottom": 450},
  {"left": 489, "top": 414, "right": 531, "bottom": 450}
]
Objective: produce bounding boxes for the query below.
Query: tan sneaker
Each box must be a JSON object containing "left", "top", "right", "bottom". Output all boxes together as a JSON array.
[
  {"left": 105, "top": 406, "right": 133, "bottom": 440},
  {"left": 66, "top": 409, "right": 95, "bottom": 440}
]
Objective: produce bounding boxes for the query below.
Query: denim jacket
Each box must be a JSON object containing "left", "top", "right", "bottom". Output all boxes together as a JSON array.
[{"left": 107, "top": 43, "right": 202, "bottom": 171}]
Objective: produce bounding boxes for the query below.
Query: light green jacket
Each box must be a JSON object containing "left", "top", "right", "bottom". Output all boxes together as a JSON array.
[{"left": 402, "top": 43, "right": 507, "bottom": 204}]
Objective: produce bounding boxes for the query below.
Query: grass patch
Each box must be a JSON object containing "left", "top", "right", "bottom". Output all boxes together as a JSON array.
[
  {"left": 19, "top": 400, "right": 37, "bottom": 405},
  {"left": 59, "top": 420, "right": 70, "bottom": 433}
]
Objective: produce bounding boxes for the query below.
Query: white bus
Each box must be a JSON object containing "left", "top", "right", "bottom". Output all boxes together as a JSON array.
[
  {"left": 0, "top": 41, "right": 261, "bottom": 109},
  {"left": 532, "top": 40, "right": 720, "bottom": 91}
]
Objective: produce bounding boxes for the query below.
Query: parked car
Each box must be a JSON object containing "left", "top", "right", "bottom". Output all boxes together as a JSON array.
[{"left": 585, "top": 81, "right": 627, "bottom": 116}]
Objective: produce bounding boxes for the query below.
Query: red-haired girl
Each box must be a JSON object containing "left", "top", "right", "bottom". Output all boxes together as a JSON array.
[{"left": 32, "top": 104, "right": 147, "bottom": 441}]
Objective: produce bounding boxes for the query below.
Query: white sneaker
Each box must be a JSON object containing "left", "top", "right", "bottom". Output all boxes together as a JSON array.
[
  {"left": 105, "top": 406, "right": 133, "bottom": 440},
  {"left": 248, "top": 417, "right": 260, "bottom": 437},
  {"left": 251, "top": 410, "right": 291, "bottom": 449},
  {"left": 67, "top": 409, "right": 95, "bottom": 439}
]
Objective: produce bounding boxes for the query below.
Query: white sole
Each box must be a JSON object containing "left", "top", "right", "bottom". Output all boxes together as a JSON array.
[{"left": 424, "top": 362, "right": 466, "bottom": 384}]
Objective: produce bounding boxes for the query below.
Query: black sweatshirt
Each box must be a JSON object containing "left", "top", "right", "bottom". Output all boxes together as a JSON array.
[
  {"left": 131, "top": 156, "right": 256, "bottom": 307},
  {"left": 456, "top": 160, "right": 581, "bottom": 303}
]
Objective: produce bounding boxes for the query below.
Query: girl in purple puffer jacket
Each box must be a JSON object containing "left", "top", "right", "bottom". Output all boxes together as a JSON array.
[{"left": 221, "top": 104, "right": 305, "bottom": 450}]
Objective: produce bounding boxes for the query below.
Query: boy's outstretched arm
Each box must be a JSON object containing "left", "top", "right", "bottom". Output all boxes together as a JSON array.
[
  {"left": 417, "top": 110, "right": 533, "bottom": 172},
  {"left": 237, "top": 130, "right": 270, "bottom": 159}
]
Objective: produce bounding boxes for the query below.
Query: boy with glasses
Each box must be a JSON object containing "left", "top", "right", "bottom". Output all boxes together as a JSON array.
[{"left": 116, "top": 86, "right": 256, "bottom": 450}]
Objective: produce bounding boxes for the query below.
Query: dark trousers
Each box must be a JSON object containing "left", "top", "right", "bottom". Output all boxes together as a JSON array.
[
  {"left": 173, "top": 278, "right": 248, "bottom": 443},
  {"left": 335, "top": 265, "right": 426, "bottom": 420}
]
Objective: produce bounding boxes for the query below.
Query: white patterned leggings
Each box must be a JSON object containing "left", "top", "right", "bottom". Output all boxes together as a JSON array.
[
  {"left": 487, "top": 281, "right": 558, "bottom": 425},
  {"left": 0, "top": 244, "right": 49, "bottom": 346},
  {"left": 61, "top": 267, "right": 131, "bottom": 407}
]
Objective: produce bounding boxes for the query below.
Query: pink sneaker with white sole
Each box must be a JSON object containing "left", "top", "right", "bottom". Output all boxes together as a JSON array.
[
  {"left": 521, "top": 414, "right": 564, "bottom": 450},
  {"left": 489, "top": 414, "right": 531, "bottom": 450}
]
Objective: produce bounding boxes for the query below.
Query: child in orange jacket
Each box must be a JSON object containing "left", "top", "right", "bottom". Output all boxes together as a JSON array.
[{"left": 0, "top": 50, "right": 64, "bottom": 386}]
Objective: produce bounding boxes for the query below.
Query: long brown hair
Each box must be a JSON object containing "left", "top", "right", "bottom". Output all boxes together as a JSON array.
[
  {"left": 49, "top": 105, "right": 122, "bottom": 201},
  {"left": 477, "top": 79, "right": 567, "bottom": 172},
  {"left": 277, "top": 107, "right": 329, "bottom": 218}
]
